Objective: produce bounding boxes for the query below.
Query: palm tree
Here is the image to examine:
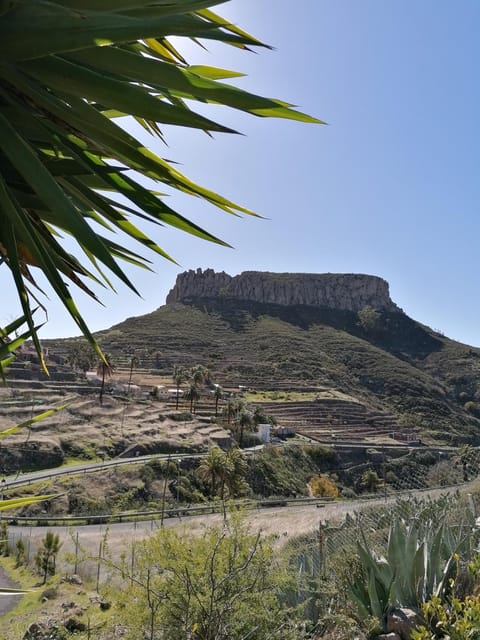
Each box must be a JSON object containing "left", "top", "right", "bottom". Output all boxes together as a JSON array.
[
  {"left": 223, "top": 399, "right": 238, "bottom": 425},
  {"left": 173, "top": 366, "right": 187, "bottom": 411},
  {"left": 97, "top": 352, "right": 114, "bottom": 405},
  {"left": 197, "top": 447, "right": 230, "bottom": 498},
  {"left": 238, "top": 411, "right": 253, "bottom": 448},
  {"left": 214, "top": 386, "right": 223, "bottom": 417},
  {"left": 190, "top": 365, "right": 207, "bottom": 387},
  {"left": 184, "top": 381, "right": 201, "bottom": 414},
  {"left": 127, "top": 355, "right": 139, "bottom": 396},
  {"left": 0, "top": 3, "right": 320, "bottom": 370},
  {"left": 224, "top": 448, "right": 248, "bottom": 498}
]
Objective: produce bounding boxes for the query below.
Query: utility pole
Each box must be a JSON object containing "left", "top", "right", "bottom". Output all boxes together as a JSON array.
[{"left": 382, "top": 446, "right": 387, "bottom": 503}]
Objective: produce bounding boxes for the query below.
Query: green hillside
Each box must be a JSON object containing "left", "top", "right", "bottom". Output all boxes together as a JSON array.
[{"left": 77, "top": 296, "right": 480, "bottom": 445}]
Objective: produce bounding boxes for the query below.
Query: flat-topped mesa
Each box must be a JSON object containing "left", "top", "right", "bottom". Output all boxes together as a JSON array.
[{"left": 166, "top": 269, "right": 401, "bottom": 313}]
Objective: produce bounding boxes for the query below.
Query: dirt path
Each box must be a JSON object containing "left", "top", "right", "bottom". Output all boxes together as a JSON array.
[{"left": 0, "top": 565, "right": 22, "bottom": 617}]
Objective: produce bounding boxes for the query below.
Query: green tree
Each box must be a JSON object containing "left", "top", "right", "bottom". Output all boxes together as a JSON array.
[
  {"left": 35, "top": 531, "right": 62, "bottom": 584},
  {"left": 0, "top": 2, "right": 320, "bottom": 368},
  {"left": 238, "top": 410, "right": 254, "bottom": 447},
  {"left": 224, "top": 448, "right": 248, "bottom": 498},
  {"left": 197, "top": 447, "right": 229, "bottom": 498},
  {"left": 112, "top": 515, "right": 298, "bottom": 640},
  {"left": 360, "top": 469, "right": 381, "bottom": 493},
  {"left": 15, "top": 538, "right": 26, "bottom": 568}
]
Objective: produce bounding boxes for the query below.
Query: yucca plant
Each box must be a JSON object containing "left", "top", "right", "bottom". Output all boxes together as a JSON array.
[{"left": 0, "top": 1, "right": 321, "bottom": 369}]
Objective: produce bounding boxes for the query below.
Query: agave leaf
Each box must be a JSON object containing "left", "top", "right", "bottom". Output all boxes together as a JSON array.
[
  {"left": 367, "top": 569, "right": 384, "bottom": 622},
  {"left": 0, "top": 494, "right": 57, "bottom": 512},
  {"left": 64, "top": 47, "right": 324, "bottom": 124},
  {"left": 348, "top": 576, "right": 372, "bottom": 620},
  {"left": 0, "top": 587, "right": 31, "bottom": 595},
  {"left": 426, "top": 524, "right": 445, "bottom": 598},
  {"left": 0, "top": 4, "right": 250, "bottom": 61},
  {"left": 0, "top": 404, "right": 68, "bottom": 439},
  {"left": 0, "top": 0, "right": 321, "bottom": 366}
]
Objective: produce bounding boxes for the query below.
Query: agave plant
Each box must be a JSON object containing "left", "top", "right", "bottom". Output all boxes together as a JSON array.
[
  {"left": 349, "top": 517, "right": 466, "bottom": 631},
  {"left": 0, "top": 1, "right": 321, "bottom": 369}
]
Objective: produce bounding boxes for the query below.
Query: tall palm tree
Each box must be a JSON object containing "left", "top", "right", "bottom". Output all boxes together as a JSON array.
[
  {"left": 97, "top": 352, "right": 114, "bottom": 404},
  {"left": 172, "top": 366, "right": 187, "bottom": 410},
  {"left": 0, "top": 2, "right": 320, "bottom": 370},
  {"left": 238, "top": 410, "right": 253, "bottom": 448},
  {"left": 224, "top": 448, "right": 248, "bottom": 498},
  {"left": 222, "top": 399, "right": 237, "bottom": 425},
  {"left": 214, "top": 385, "right": 223, "bottom": 417},
  {"left": 127, "top": 355, "right": 139, "bottom": 396},
  {"left": 190, "top": 364, "right": 207, "bottom": 387},
  {"left": 197, "top": 447, "right": 230, "bottom": 498},
  {"left": 184, "top": 381, "right": 201, "bottom": 414}
]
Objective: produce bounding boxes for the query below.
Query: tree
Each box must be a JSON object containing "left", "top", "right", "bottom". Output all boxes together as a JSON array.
[
  {"left": 224, "top": 448, "right": 248, "bottom": 498},
  {"left": 127, "top": 355, "right": 139, "bottom": 396},
  {"left": 35, "top": 531, "right": 62, "bottom": 584},
  {"left": 112, "top": 515, "right": 299, "bottom": 640},
  {"left": 184, "top": 380, "right": 201, "bottom": 414},
  {"left": 0, "top": 2, "right": 320, "bottom": 369},
  {"left": 97, "top": 352, "right": 114, "bottom": 404},
  {"left": 222, "top": 399, "right": 237, "bottom": 425},
  {"left": 172, "top": 365, "right": 187, "bottom": 411},
  {"left": 213, "top": 385, "right": 223, "bottom": 417},
  {"left": 65, "top": 342, "right": 96, "bottom": 373},
  {"left": 15, "top": 538, "right": 26, "bottom": 568},
  {"left": 197, "top": 447, "right": 229, "bottom": 498},
  {"left": 360, "top": 469, "right": 381, "bottom": 493},
  {"left": 238, "top": 410, "right": 254, "bottom": 447}
]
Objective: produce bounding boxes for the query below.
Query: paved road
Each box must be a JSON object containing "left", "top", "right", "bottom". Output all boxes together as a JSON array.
[
  {"left": 10, "top": 485, "right": 467, "bottom": 561},
  {"left": 1, "top": 441, "right": 460, "bottom": 491}
]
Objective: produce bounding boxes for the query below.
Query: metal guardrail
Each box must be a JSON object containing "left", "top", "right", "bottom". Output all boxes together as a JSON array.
[{"left": 4, "top": 496, "right": 334, "bottom": 527}]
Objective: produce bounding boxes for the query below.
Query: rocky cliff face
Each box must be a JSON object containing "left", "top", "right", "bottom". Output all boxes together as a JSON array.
[{"left": 166, "top": 269, "right": 401, "bottom": 313}]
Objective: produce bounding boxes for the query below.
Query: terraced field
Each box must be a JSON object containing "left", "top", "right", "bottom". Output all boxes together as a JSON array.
[
  {"left": 254, "top": 398, "right": 403, "bottom": 443},
  {"left": 0, "top": 379, "right": 231, "bottom": 474}
]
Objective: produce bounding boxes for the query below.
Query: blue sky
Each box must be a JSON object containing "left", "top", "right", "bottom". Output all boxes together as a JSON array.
[{"left": 3, "top": 0, "right": 480, "bottom": 344}]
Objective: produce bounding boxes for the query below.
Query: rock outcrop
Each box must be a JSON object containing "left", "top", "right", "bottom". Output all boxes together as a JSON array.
[{"left": 166, "top": 269, "right": 401, "bottom": 313}]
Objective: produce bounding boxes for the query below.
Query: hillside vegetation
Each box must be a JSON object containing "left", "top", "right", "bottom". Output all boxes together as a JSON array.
[{"left": 68, "top": 297, "right": 480, "bottom": 444}]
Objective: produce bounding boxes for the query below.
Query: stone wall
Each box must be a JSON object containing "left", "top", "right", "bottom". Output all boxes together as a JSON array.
[{"left": 166, "top": 269, "right": 401, "bottom": 312}]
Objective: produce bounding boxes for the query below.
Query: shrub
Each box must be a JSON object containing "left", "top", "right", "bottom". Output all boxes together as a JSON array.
[{"left": 309, "top": 474, "right": 339, "bottom": 498}]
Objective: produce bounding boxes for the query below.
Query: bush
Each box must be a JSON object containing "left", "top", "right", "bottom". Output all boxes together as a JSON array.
[
  {"left": 308, "top": 474, "right": 339, "bottom": 498},
  {"left": 412, "top": 594, "right": 480, "bottom": 639}
]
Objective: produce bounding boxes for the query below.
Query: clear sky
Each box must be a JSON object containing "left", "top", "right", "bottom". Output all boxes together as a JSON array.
[{"left": 3, "top": 0, "right": 480, "bottom": 345}]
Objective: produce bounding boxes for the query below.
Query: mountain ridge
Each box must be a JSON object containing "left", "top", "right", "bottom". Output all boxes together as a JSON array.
[{"left": 166, "top": 269, "right": 401, "bottom": 312}]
